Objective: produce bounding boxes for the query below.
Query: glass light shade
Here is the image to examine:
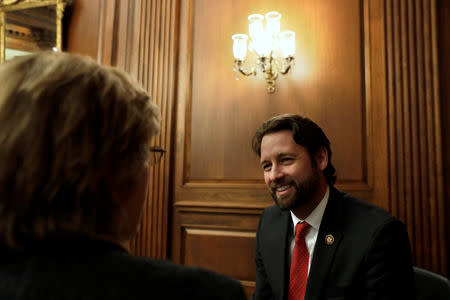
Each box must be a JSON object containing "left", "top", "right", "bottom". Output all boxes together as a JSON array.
[
  {"left": 254, "top": 35, "right": 272, "bottom": 57},
  {"left": 248, "top": 14, "right": 264, "bottom": 40},
  {"left": 232, "top": 34, "right": 248, "bottom": 60},
  {"left": 279, "top": 30, "right": 295, "bottom": 57},
  {"left": 265, "top": 11, "right": 281, "bottom": 37}
]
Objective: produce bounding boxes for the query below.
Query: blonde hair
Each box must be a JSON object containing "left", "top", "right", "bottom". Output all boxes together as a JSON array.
[{"left": 0, "top": 52, "right": 160, "bottom": 248}]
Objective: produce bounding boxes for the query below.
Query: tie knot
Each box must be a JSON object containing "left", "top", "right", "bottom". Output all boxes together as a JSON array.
[{"left": 295, "top": 222, "right": 310, "bottom": 238}]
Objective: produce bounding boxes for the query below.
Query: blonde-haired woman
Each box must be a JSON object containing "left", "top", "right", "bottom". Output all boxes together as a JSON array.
[{"left": 0, "top": 52, "right": 246, "bottom": 300}]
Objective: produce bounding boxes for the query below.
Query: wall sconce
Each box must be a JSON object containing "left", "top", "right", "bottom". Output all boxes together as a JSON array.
[{"left": 232, "top": 11, "right": 295, "bottom": 94}]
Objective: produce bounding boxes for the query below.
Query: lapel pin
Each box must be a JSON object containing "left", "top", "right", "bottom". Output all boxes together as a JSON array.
[{"left": 325, "top": 234, "right": 334, "bottom": 245}]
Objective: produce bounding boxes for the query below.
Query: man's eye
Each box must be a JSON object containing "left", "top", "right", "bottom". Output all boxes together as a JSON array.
[
  {"left": 280, "top": 157, "right": 292, "bottom": 163},
  {"left": 262, "top": 164, "right": 271, "bottom": 171}
]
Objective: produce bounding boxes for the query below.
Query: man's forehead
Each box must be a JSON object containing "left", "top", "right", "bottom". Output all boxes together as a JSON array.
[
  {"left": 261, "top": 131, "right": 298, "bottom": 150},
  {"left": 260, "top": 151, "right": 297, "bottom": 163}
]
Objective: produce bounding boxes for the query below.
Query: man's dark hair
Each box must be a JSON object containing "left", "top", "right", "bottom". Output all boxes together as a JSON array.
[{"left": 252, "top": 113, "right": 337, "bottom": 185}]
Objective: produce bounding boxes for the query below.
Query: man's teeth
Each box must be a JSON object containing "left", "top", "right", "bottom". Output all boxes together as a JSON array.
[{"left": 276, "top": 185, "right": 290, "bottom": 192}]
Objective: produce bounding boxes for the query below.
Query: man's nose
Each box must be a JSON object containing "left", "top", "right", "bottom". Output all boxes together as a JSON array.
[{"left": 269, "top": 165, "right": 284, "bottom": 182}]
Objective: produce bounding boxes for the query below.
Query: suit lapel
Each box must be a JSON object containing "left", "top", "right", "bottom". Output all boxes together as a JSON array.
[
  {"left": 305, "top": 187, "right": 344, "bottom": 300},
  {"left": 265, "top": 209, "right": 291, "bottom": 300}
]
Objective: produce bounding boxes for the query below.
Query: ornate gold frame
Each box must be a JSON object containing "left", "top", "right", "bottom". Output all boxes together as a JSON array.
[{"left": 0, "top": 0, "right": 67, "bottom": 63}]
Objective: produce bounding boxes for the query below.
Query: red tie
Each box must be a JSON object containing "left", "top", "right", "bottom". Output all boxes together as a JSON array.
[{"left": 289, "top": 222, "right": 310, "bottom": 300}]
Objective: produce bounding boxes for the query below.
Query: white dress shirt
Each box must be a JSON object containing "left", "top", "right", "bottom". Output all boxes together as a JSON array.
[{"left": 289, "top": 186, "right": 329, "bottom": 274}]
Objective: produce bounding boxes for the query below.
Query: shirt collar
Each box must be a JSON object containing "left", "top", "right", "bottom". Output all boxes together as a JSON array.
[{"left": 290, "top": 185, "right": 330, "bottom": 232}]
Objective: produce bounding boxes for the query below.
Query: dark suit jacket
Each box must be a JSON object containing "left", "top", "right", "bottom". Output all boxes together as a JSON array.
[
  {"left": 253, "top": 187, "right": 416, "bottom": 300},
  {"left": 0, "top": 236, "right": 247, "bottom": 300}
]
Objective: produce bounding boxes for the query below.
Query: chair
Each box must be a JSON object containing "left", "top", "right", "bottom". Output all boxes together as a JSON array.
[{"left": 414, "top": 266, "right": 450, "bottom": 300}]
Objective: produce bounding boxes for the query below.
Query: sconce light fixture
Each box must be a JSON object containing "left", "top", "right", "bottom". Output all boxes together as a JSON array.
[{"left": 232, "top": 11, "right": 295, "bottom": 94}]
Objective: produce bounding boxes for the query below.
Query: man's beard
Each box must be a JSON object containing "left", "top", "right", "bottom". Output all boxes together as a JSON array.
[{"left": 270, "top": 167, "right": 320, "bottom": 211}]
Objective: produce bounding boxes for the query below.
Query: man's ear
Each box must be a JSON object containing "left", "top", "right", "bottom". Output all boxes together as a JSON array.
[{"left": 315, "top": 147, "right": 328, "bottom": 172}]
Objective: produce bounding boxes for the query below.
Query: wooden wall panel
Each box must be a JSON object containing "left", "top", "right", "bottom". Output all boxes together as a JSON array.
[
  {"left": 183, "top": 229, "right": 256, "bottom": 297},
  {"left": 67, "top": 0, "right": 119, "bottom": 65},
  {"left": 183, "top": 229, "right": 255, "bottom": 279},
  {"left": 65, "top": 0, "right": 101, "bottom": 58},
  {"left": 175, "top": 0, "right": 370, "bottom": 206},
  {"left": 384, "top": 0, "right": 446, "bottom": 274},
  {"left": 172, "top": 0, "right": 374, "bottom": 293},
  {"left": 175, "top": 207, "right": 260, "bottom": 299},
  {"left": 189, "top": 0, "right": 366, "bottom": 187},
  {"left": 122, "top": 0, "right": 177, "bottom": 259},
  {"left": 437, "top": 0, "right": 450, "bottom": 276},
  {"left": 173, "top": 0, "right": 449, "bottom": 288},
  {"left": 68, "top": 0, "right": 178, "bottom": 259}
]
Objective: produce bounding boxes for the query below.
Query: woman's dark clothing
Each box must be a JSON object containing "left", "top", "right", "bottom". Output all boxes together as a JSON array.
[{"left": 0, "top": 236, "right": 247, "bottom": 300}]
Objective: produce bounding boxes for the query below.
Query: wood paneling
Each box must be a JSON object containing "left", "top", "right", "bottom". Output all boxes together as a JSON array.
[
  {"left": 65, "top": 0, "right": 101, "bottom": 58},
  {"left": 172, "top": 205, "right": 261, "bottom": 262},
  {"left": 67, "top": 0, "right": 178, "bottom": 259},
  {"left": 183, "top": 228, "right": 256, "bottom": 299},
  {"left": 66, "top": 0, "right": 449, "bottom": 291},
  {"left": 173, "top": 0, "right": 375, "bottom": 293},
  {"left": 66, "top": 0, "right": 120, "bottom": 65},
  {"left": 437, "top": 0, "right": 450, "bottom": 276},
  {"left": 183, "top": 229, "right": 255, "bottom": 279},
  {"left": 189, "top": 0, "right": 366, "bottom": 187},
  {"left": 120, "top": 0, "right": 177, "bottom": 259},
  {"left": 175, "top": 0, "right": 370, "bottom": 209},
  {"left": 173, "top": 0, "right": 449, "bottom": 285},
  {"left": 174, "top": 207, "right": 260, "bottom": 299},
  {"left": 384, "top": 0, "right": 446, "bottom": 274}
]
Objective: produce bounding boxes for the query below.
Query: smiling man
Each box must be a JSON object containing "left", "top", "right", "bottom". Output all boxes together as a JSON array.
[{"left": 251, "top": 114, "right": 416, "bottom": 300}]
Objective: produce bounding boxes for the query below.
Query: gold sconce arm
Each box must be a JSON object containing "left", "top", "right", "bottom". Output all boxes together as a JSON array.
[
  {"left": 234, "top": 59, "right": 256, "bottom": 76},
  {"left": 279, "top": 56, "right": 294, "bottom": 75},
  {"left": 234, "top": 55, "right": 294, "bottom": 94}
]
